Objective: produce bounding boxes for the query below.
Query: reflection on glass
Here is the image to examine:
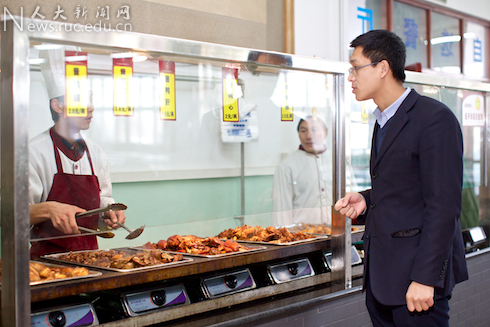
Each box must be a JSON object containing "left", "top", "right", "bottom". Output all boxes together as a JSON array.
[
  {"left": 431, "top": 12, "right": 461, "bottom": 74},
  {"left": 393, "top": 1, "right": 428, "bottom": 68},
  {"left": 272, "top": 116, "right": 332, "bottom": 227}
]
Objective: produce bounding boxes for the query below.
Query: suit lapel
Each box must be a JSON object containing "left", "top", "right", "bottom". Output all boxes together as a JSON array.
[{"left": 371, "top": 90, "right": 420, "bottom": 172}]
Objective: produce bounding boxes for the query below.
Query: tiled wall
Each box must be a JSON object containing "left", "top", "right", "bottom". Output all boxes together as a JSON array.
[{"left": 249, "top": 250, "right": 490, "bottom": 327}]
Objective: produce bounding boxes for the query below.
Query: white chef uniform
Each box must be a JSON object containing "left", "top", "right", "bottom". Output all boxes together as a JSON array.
[
  {"left": 29, "top": 130, "right": 115, "bottom": 212},
  {"left": 272, "top": 148, "right": 332, "bottom": 227}
]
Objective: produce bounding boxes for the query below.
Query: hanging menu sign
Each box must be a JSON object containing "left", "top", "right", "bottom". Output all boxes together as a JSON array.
[
  {"left": 64, "top": 51, "right": 89, "bottom": 117},
  {"left": 159, "top": 61, "right": 176, "bottom": 121},
  {"left": 113, "top": 57, "right": 134, "bottom": 116},
  {"left": 222, "top": 67, "right": 239, "bottom": 122},
  {"left": 280, "top": 72, "right": 293, "bottom": 121}
]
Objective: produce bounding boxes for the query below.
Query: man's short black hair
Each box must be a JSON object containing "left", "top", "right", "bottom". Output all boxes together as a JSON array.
[{"left": 350, "top": 29, "right": 406, "bottom": 83}]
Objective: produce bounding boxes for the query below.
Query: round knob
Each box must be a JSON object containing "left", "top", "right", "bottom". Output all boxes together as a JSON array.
[
  {"left": 224, "top": 275, "right": 238, "bottom": 289},
  {"left": 48, "top": 311, "right": 66, "bottom": 327},
  {"left": 150, "top": 290, "right": 167, "bottom": 306},
  {"left": 287, "top": 263, "right": 299, "bottom": 276}
]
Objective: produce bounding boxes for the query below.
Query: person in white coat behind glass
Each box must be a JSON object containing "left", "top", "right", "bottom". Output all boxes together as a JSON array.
[{"left": 272, "top": 116, "right": 332, "bottom": 227}]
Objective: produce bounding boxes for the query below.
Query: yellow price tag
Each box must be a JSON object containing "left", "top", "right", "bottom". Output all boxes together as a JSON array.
[
  {"left": 65, "top": 64, "right": 88, "bottom": 117},
  {"left": 113, "top": 65, "right": 133, "bottom": 116},
  {"left": 281, "top": 80, "right": 293, "bottom": 121},
  {"left": 160, "top": 72, "right": 176, "bottom": 120},
  {"left": 222, "top": 69, "right": 239, "bottom": 122}
]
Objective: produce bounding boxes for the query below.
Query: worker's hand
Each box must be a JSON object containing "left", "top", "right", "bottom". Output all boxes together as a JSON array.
[
  {"left": 334, "top": 192, "right": 366, "bottom": 219},
  {"left": 30, "top": 201, "right": 84, "bottom": 235},
  {"left": 406, "top": 281, "right": 435, "bottom": 312},
  {"left": 103, "top": 210, "right": 126, "bottom": 230}
]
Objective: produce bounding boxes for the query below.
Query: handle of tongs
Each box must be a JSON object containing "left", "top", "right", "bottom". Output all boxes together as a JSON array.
[{"left": 75, "top": 203, "right": 127, "bottom": 219}]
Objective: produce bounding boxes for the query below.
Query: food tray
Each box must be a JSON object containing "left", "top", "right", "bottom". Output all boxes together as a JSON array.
[
  {"left": 134, "top": 245, "right": 267, "bottom": 258},
  {"left": 42, "top": 248, "right": 193, "bottom": 273},
  {"left": 284, "top": 223, "right": 365, "bottom": 235},
  {"left": 0, "top": 261, "right": 102, "bottom": 286},
  {"left": 230, "top": 235, "right": 328, "bottom": 246}
]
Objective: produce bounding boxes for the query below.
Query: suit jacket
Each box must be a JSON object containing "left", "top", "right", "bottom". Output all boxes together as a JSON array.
[{"left": 358, "top": 89, "right": 468, "bottom": 306}]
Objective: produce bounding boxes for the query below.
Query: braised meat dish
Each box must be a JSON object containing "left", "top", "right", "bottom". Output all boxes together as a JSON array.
[
  {"left": 0, "top": 260, "right": 89, "bottom": 283},
  {"left": 55, "top": 249, "right": 183, "bottom": 269},
  {"left": 218, "top": 225, "right": 316, "bottom": 243},
  {"left": 143, "top": 235, "right": 251, "bottom": 255},
  {"left": 289, "top": 223, "right": 360, "bottom": 234}
]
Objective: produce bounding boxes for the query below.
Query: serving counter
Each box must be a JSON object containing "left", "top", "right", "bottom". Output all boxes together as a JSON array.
[{"left": 26, "top": 237, "right": 366, "bottom": 326}]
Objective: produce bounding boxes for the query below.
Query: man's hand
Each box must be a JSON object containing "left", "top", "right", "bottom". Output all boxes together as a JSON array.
[
  {"left": 406, "top": 281, "right": 435, "bottom": 312},
  {"left": 30, "top": 202, "right": 85, "bottom": 235},
  {"left": 334, "top": 192, "right": 366, "bottom": 219},
  {"left": 103, "top": 210, "right": 126, "bottom": 230}
]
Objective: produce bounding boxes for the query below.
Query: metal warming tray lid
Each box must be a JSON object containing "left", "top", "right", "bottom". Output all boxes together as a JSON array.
[{"left": 42, "top": 248, "right": 193, "bottom": 273}]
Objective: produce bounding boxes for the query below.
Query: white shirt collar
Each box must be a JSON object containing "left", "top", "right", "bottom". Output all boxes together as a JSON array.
[{"left": 373, "top": 88, "right": 411, "bottom": 128}]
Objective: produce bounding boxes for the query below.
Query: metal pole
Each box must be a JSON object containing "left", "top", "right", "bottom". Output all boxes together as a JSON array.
[
  {"left": 240, "top": 142, "right": 245, "bottom": 226},
  {"left": 1, "top": 19, "right": 32, "bottom": 326}
]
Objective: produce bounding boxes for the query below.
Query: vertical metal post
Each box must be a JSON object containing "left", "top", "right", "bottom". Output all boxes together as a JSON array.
[
  {"left": 240, "top": 142, "right": 245, "bottom": 225},
  {"left": 330, "top": 72, "right": 350, "bottom": 291},
  {"left": 1, "top": 20, "right": 31, "bottom": 326},
  {"left": 483, "top": 93, "right": 489, "bottom": 187}
]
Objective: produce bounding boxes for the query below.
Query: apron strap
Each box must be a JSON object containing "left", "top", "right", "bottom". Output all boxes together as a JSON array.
[{"left": 49, "top": 128, "right": 95, "bottom": 175}]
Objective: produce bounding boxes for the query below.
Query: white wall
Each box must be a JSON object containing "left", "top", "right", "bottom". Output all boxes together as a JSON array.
[{"left": 294, "top": 0, "right": 344, "bottom": 61}]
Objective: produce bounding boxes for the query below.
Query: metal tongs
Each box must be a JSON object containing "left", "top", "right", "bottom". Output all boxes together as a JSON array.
[
  {"left": 78, "top": 226, "right": 115, "bottom": 239},
  {"left": 75, "top": 203, "right": 144, "bottom": 240},
  {"left": 75, "top": 203, "right": 128, "bottom": 219}
]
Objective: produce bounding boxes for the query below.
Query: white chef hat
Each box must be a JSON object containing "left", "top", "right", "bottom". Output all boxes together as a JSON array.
[{"left": 39, "top": 45, "right": 79, "bottom": 99}]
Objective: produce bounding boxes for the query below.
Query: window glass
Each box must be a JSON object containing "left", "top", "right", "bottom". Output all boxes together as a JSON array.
[
  {"left": 28, "top": 44, "right": 336, "bottom": 249},
  {"left": 393, "top": 1, "right": 428, "bottom": 68},
  {"left": 431, "top": 12, "right": 461, "bottom": 74},
  {"left": 464, "top": 21, "right": 488, "bottom": 79}
]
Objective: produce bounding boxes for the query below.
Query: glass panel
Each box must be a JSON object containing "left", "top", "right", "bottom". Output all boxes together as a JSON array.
[
  {"left": 464, "top": 21, "right": 488, "bottom": 79},
  {"left": 393, "top": 1, "right": 428, "bottom": 68},
  {"left": 431, "top": 12, "right": 461, "bottom": 74},
  {"left": 28, "top": 43, "right": 336, "bottom": 254},
  {"left": 349, "top": 95, "right": 377, "bottom": 193}
]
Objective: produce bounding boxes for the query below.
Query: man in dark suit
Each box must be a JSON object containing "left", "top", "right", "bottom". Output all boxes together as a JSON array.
[{"left": 334, "top": 30, "right": 468, "bottom": 326}]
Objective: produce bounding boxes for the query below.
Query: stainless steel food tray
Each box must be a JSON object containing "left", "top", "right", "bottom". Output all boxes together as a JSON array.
[
  {"left": 0, "top": 261, "right": 102, "bottom": 286},
  {"left": 42, "top": 248, "right": 193, "bottom": 273},
  {"left": 134, "top": 245, "right": 267, "bottom": 258},
  {"left": 229, "top": 235, "right": 328, "bottom": 246},
  {"left": 284, "top": 223, "right": 365, "bottom": 235}
]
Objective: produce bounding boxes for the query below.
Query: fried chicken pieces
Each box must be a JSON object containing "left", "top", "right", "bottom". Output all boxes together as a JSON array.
[
  {"left": 143, "top": 235, "right": 249, "bottom": 255},
  {"left": 218, "top": 225, "right": 316, "bottom": 243},
  {"left": 56, "top": 249, "right": 183, "bottom": 270},
  {"left": 290, "top": 223, "right": 359, "bottom": 234},
  {"left": 0, "top": 259, "right": 89, "bottom": 283}
]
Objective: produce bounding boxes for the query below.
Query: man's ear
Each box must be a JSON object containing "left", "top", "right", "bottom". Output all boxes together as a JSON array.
[
  {"left": 379, "top": 60, "right": 390, "bottom": 79},
  {"left": 50, "top": 98, "right": 63, "bottom": 115}
]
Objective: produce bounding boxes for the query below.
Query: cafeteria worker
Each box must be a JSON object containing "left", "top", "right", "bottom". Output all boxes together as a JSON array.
[{"left": 29, "top": 47, "right": 126, "bottom": 258}]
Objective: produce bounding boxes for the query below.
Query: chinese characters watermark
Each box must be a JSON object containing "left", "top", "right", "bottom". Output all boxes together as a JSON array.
[{"left": 3, "top": 5, "right": 132, "bottom": 32}]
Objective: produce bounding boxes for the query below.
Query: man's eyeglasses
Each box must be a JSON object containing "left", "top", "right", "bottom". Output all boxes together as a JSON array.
[{"left": 348, "top": 62, "right": 381, "bottom": 76}]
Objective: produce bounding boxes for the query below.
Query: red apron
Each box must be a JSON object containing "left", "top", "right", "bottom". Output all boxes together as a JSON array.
[{"left": 30, "top": 130, "right": 101, "bottom": 258}]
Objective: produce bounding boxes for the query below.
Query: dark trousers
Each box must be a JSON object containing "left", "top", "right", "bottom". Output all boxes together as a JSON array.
[{"left": 365, "top": 274, "right": 450, "bottom": 327}]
